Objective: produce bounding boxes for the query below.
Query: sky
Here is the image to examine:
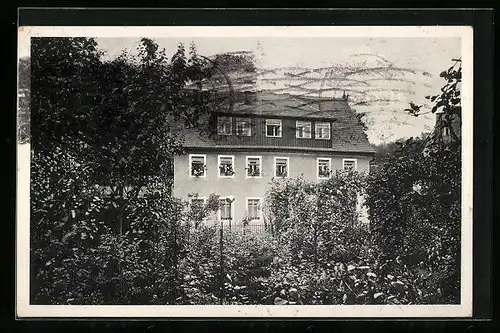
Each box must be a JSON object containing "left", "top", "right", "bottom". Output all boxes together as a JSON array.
[{"left": 97, "top": 37, "right": 460, "bottom": 76}]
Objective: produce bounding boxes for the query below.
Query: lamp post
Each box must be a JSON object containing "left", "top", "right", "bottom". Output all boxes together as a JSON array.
[
  {"left": 226, "top": 195, "right": 235, "bottom": 231},
  {"left": 219, "top": 195, "right": 234, "bottom": 305}
]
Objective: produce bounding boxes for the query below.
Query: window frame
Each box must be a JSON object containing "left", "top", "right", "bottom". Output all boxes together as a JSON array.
[
  {"left": 296, "top": 120, "right": 312, "bottom": 139},
  {"left": 315, "top": 122, "right": 331, "bottom": 140},
  {"left": 189, "top": 154, "right": 207, "bottom": 178},
  {"left": 317, "top": 157, "right": 332, "bottom": 179},
  {"left": 218, "top": 196, "right": 235, "bottom": 221},
  {"left": 274, "top": 156, "right": 290, "bottom": 178},
  {"left": 246, "top": 155, "right": 262, "bottom": 179},
  {"left": 218, "top": 155, "right": 236, "bottom": 178},
  {"left": 190, "top": 197, "right": 206, "bottom": 206},
  {"left": 265, "top": 119, "right": 282, "bottom": 138},
  {"left": 217, "top": 116, "right": 233, "bottom": 136},
  {"left": 246, "top": 197, "right": 263, "bottom": 221},
  {"left": 236, "top": 118, "right": 252, "bottom": 136},
  {"left": 342, "top": 158, "right": 358, "bottom": 171}
]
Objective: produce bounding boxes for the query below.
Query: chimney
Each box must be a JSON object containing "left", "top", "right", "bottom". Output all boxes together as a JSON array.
[{"left": 342, "top": 90, "right": 349, "bottom": 101}]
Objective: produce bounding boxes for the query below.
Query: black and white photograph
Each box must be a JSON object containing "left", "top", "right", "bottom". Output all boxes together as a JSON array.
[{"left": 16, "top": 26, "right": 473, "bottom": 317}]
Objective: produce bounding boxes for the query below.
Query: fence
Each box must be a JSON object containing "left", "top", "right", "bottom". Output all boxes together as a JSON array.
[
  {"left": 188, "top": 220, "right": 273, "bottom": 235},
  {"left": 221, "top": 222, "right": 271, "bottom": 234}
]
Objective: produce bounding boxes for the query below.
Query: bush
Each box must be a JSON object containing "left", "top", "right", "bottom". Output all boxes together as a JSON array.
[{"left": 365, "top": 141, "right": 461, "bottom": 304}]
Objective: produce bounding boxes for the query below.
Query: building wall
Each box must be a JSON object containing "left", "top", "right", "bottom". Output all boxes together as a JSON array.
[{"left": 173, "top": 149, "right": 372, "bottom": 224}]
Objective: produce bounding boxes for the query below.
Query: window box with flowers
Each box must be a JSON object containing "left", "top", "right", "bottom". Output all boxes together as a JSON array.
[
  {"left": 189, "top": 154, "right": 207, "bottom": 178},
  {"left": 218, "top": 155, "right": 235, "bottom": 178}
]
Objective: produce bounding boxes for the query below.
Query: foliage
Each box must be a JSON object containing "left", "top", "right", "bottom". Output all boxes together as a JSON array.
[
  {"left": 29, "top": 37, "right": 215, "bottom": 304},
  {"left": 365, "top": 141, "right": 461, "bottom": 303},
  {"left": 405, "top": 59, "right": 462, "bottom": 146}
]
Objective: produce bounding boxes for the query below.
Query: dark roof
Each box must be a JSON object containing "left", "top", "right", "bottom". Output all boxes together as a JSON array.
[
  {"left": 221, "top": 92, "right": 352, "bottom": 119},
  {"left": 180, "top": 92, "right": 375, "bottom": 154}
]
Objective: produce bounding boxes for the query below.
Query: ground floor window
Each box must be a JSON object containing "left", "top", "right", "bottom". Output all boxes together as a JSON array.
[
  {"left": 274, "top": 157, "right": 289, "bottom": 178},
  {"left": 247, "top": 198, "right": 262, "bottom": 220},
  {"left": 189, "top": 154, "right": 206, "bottom": 177},
  {"left": 342, "top": 158, "right": 357, "bottom": 171},
  {"left": 219, "top": 197, "right": 234, "bottom": 220},
  {"left": 218, "top": 155, "right": 235, "bottom": 177},
  {"left": 317, "top": 157, "right": 332, "bottom": 179}
]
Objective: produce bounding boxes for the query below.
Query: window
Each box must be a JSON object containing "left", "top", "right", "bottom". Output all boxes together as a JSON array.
[
  {"left": 315, "top": 122, "right": 331, "bottom": 140},
  {"left": 218, "top": 155, "right": 235, "bottom": 178},
  {"left": 219, "top": 197, "right": 234, "bottom": 220},
  {"left": 247, "top": 198, "right": 262, "bottom": 220},
  {"left": 266, "top": 119, "right": 282, "bottom": 137},
  {"left": 296, "top": 121, "right": 312, "bottom": 139},
  {"left": 317, "top": 158, "right": 332, "bottom": 179},
  {"left": 236, "top": 118, "right": 251, "bottom": 136},
  {"left": 217, "top": 116, "right": 232, "bottom": 135},
  {"left": 189, "top": 154, "right": 206, "bottom": 177},
  {"left": 246, "top": 156, "right": 262, "bottom": 178},
  {"left": 274, "top": 157, "right": 289, "bottom": 178},
  {"left": 342, "top": 158, "right": 357, "bottom": 171},
  {"left": 191, "top": 197, "right": 205, "bottom": 209}
]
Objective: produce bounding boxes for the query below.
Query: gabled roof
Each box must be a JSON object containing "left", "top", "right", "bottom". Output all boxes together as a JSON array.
[
  {"left": 218, "top": 92, "right": 351, "bottom": 120},
  {"left": 180, "top": 92, "right": 375, "bottom": 154}
]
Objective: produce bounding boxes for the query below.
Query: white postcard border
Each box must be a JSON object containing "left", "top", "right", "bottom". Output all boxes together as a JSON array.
[{"left": 16, "top": 25, "right": 473, "bottom": 318}]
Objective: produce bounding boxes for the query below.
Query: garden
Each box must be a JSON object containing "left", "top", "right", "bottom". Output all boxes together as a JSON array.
[{"left": 24, "top": 37, "right": 462, "bottom": 305}]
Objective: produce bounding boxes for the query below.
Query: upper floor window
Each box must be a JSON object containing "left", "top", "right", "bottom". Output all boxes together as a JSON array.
[
  {"left": 317, "top": 157, "right": 332, "bottom": 179},
  {"left": 218, "top": 116, "right": 232, "bottom": 135},
  {"left": 343, "top": 158, "right": 357, "bottom": 171},
  {"left": 266, "top": 119, "right": 282, "bottom": 137},
  {"left": 274, "top": 157, "right": 289, "bottom": 178},
  {"left": 189, "top": 154, "right": 206, "bottom": 178},
  {"left": 246, "top": 156, "right": 262, "bottom": 178},
  {"left": 247, "top": 198, "right": 262, "bottom": 220},
  {"left": 296, "top": 121, "right": 312, "bottom": 139},
  {"left": 218, "top": 155, "right": 235, "bottom": 178},
  {"left": 315, "top": 122, "right": 331, "bottom": 140},
  {"left": 236, "top": 118, "right": 252, "bottom": 136}
]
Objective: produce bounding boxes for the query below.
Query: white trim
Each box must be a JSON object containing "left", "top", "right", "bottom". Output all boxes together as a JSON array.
[
  {"left": 265, "top": 119, "right": 282, "bottom": 138},
  {"left": 317, "top": 157, "right": 332, "bottom": 179},
  {"left": 296, "top": 120, "right": 312, "bottom": 139},
  {"left": 218, "top": 196, "right": 235, "bottom": 221},
  {"left": 315, "top": 122, "right": 331, "bottom": 140},
  {"left": 246, "top": 197, "right": 263, "bottom": 221},
  {"left": 218, "top": 155, "right": 236, "bottom": 178},
  {"left": 245, "top": 155, "right": 262, "bottom": 178},
  {"left": 188, "top": 154, "right": 207, "bottom": 178},
  {"left": 342, "top": 158, "right": 358, "bottom": 171},
  {"left": 274, "top": 156, "right": 290, "bottom": 178},
  {"left": 217, "top": 116, "right": 233, "bottom": 135}
]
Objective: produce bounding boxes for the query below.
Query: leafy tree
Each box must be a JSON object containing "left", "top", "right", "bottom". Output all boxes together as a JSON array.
[
  {"left": 365, "top": 61, "right": 462, "bottom": 303},
  {"left": 29, "top": 37, "right": 217, "bottom": 304}
]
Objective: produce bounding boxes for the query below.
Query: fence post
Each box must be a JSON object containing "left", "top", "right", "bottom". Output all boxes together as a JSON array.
[{"left": 219, "top": 220, "right": 224, "bottom": 305}]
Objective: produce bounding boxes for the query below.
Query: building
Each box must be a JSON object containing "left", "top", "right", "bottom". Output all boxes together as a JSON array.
[
  {"left": 435, "top": 110, "right": 461, "bottom": 143},
  {"left": 173, "top": 92, "right": 375, "bottom": 225}
]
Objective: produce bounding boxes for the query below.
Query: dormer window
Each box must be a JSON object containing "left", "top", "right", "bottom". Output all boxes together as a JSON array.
[
  {"left": 315, "top": 122, "right": 331, "bottom": 140},
  {"left": 296, "top": 121, "right": 312, "bottom": 139},
  {"left": 218, "top": 116, "right": 232, "bottom": 135},
  {"left": 236, "top": 118, "right": 251, "bottom": 136},
  {"left": 266, "top": 119, "right": 282, "bottom": 137}
]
